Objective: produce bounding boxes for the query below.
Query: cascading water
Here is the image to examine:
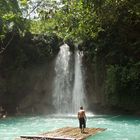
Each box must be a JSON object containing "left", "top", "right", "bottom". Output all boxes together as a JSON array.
[
  {"left": 72, "top": 51, "right": 87, "bottom": 113},
  {"left": 53, "top": 44, "right": 73, "bottom": 114},
  {"left": 53, "top": 44, "right": 88, "bottom": 114}
]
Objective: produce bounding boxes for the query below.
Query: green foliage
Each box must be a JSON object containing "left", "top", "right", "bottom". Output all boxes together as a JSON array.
[
  {"left": 0, "top": 0, "right": 32, "bottom": 54},
  {"left": 0, "top": 0, "right": 139, "bottom": 112},
  {"left": 105, "top": 63, "right": 140, "bottom": 109},
  {"left": 105, "top": 65, "right": 120, "bottom": 106},
  {"left": 0, "top": 0, "right": 20, "bottom": 35},
  {"left": 50, "top": 0, "right": 102, "bottom": 41},
  {"left": 19, "top": 0, "right": 27, "bottom": 6}
]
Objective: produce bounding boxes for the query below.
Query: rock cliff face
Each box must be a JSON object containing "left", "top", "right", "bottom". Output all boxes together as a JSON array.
[
  {"left": 83, "top": 56, "right": 107, "bottom": 113},
  {"left": 17, "top": 60, "right": 56, "bottom": 114},
  {"left": 0, "top": 60, "right": 57, "bottom": 115},
  {"left": 0, "top": 33, "right": 62, "bottom": 115}
]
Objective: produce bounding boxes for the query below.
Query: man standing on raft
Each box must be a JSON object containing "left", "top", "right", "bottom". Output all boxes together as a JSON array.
[{"left": 78, "top": 106, "right": 86, "bottom": 133}]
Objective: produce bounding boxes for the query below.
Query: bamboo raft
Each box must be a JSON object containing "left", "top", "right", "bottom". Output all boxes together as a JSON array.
[{"left": 16, "top": 127, "right": 106, "bottom": 140}]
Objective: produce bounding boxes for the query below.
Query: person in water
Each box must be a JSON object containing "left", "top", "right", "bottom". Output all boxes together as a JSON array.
[
  {"left": 0, "top": 106, "right": 7, "bottom": 118},
  {"left": 77, "top": 106, "right": 86, "bottom": 133}
]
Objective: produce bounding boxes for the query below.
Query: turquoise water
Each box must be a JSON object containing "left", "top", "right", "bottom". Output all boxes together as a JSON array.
[{"left": 0, "top": 115, "right": 140, "bottom": 140}]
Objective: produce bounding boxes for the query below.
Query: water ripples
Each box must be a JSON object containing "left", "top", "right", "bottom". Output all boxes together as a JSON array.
[{"left": 0, "top": 115, "right": 140, "bottom": 140}]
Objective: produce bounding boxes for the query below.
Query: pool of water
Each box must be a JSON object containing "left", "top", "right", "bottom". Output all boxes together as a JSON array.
[{"left": 0, "top": 115, "right": 140, "bottom": 140}]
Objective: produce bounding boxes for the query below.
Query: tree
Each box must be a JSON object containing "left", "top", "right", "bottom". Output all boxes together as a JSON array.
[{"left": 0, "top": 0, "right": 29, "bottom": 53}]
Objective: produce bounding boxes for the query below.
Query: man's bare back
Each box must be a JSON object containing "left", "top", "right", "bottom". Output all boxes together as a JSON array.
[{"left": 78, "top": 109, "right": 86, "bottom": 118}]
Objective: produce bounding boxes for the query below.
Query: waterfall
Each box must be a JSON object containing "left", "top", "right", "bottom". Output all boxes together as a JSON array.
[
  {"left": 53, "top": 44, "right": 87, "bottom": 114},
  {"left": 72, "top": 51, "right": 87, "bottom": 113},
  {"left": 53, "top": 44, "right": 73, "bottom": 114}
]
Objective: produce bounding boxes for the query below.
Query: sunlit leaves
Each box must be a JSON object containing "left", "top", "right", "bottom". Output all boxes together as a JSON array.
[
  {"left": 19, "top": 0, "right": 27, "bottom": 6},
  {"left": 48, "top": 0, "right": 102, "bottom": 41},
  {"left": 0, "top": 0, "right": 29, "bottom": 41},
  {"left": 27, "top": 0, "right": 140, "bottom": 45},
  {"left": 0, "top": 0, "right": 21, "bottom": 29},
  {"left": 2, "top": 12, "right": 16, "bottom": 21}
]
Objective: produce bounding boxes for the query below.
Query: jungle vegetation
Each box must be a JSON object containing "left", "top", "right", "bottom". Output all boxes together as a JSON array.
[{"left": 0, "top": 0, "right": 140, "bottom": 114}]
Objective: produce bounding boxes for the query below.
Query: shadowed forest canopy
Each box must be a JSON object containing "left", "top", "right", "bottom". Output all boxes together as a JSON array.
[{"left": 0, "top": 0, "right": 140, "bottom": 115}]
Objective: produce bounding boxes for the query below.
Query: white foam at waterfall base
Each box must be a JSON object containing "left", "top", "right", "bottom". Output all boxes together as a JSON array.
[
  {"left": 52, "top": 44, "right": 88, "bottom": 114},
  {"left": 46, "top": 112, "right": 95, "bottom": 119}
]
